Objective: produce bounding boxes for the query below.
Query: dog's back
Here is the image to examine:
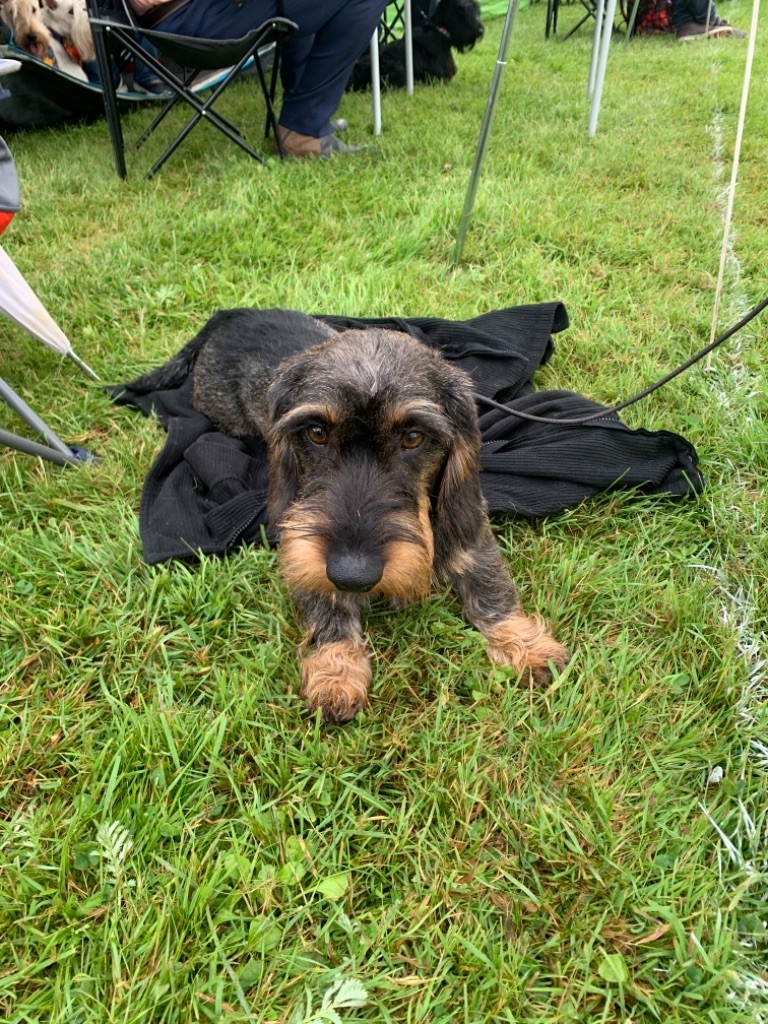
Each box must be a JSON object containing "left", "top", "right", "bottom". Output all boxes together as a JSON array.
[
  {"left": 125, "top": 309, "right": 330, "bottom": 392},
  {"left": 193, "top": 310, "right": 336, "bottom": 437},
  {"left": 126, "top": 308, "right": 336, "bottom": 437}
]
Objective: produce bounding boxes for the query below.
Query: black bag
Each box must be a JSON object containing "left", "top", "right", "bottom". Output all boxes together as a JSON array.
[
  {"left": 0, "top": 44, "right": 160, "bottom": 130},
  {"left": 0, "top": 42, "right": 252, "bottom": 131}
]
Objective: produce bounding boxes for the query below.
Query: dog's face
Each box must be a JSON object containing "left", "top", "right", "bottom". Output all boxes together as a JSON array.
[
  {"left": 0, "top": 0, "right": 51, "bottom": 55},
  {"left": 39, "top": 0, "right": 93, "bottom": 58},
  {"left": 265, "top": 329, "right": 483, "bottom": 605},
  {"left": 434, "top": 0, "right": 484, "bottom": 51}
]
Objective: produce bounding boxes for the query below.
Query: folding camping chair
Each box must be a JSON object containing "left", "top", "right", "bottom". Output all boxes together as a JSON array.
[
  {"left": 380, "top": 0, "right": 435, "bottom": 42},
  {"left": 0, "top": 132, "right": 97, "bottom": 466},
  {"left": 84, "top": 0, "right": 297, "bottom": 179},
  {"left": 546, "top": 0, "right": 629, "bottom": 38},
  {"left": 546, "top": 0, "right": 599, "bottom": 38}
]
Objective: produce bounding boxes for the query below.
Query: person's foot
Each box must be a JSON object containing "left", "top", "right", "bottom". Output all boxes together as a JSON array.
[
  {"left": 676, "top": 18, "right": 732, "bottom": 39},
  {"left": 133, "top": 77, "right": 170, "bottom": 95},
  {"left": 711, "top": 17, "right": 747, "bottom": 36},
  {"left": 275, "top": 126, "right": 372, "bottom": 159},
  {"left": 131, "top": 63, "right": 171, "bottom": 94}
]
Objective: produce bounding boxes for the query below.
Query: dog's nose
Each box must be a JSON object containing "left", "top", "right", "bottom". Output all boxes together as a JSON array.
[{"left": 326, "top": 552, "right": 384, "bottom": 593}]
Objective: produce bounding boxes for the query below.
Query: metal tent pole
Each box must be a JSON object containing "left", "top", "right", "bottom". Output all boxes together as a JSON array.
[
  {"left": 451, "top": 0, "right": 521, "bottom": 270},
  {"left": 0, "top": 428, "right": 79, "bottom": 466},
  {"left": 0, "top": 377, "right": 75, "bottom": 460}
]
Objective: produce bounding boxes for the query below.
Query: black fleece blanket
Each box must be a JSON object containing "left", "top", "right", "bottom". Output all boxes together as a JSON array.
[{"left": 111, "top": 304, "right": 705, "bottom": 564}]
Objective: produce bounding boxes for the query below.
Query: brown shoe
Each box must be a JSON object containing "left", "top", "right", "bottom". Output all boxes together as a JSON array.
[
  {"left": 711, "top": 17, "right": 747, "bottom": 36},
  {"left": 275, "top": 126, "right": 372, "bottom": 159},
  {"left": 676, "top": 18, "right": 732, "bottom": 39}
]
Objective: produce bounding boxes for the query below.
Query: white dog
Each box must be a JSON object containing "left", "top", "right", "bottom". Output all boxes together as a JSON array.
[
  {"left": 39, "top": 0, "right": 95, "bottom": 62},
  {"left": 0, "top": 0, "right": 94, "bottom": 78}
]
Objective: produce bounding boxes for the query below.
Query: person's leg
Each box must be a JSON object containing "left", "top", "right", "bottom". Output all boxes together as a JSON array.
[
  {"left": 278, "top": 0, "right": 387, "bottom": 138},
  {"left": 154, "top": 0, "right": 387, "bottom": 150},
  {"left": 670, "top": 0, "right": 715, "bottom": 26},
  {"left": 133, "top": 37, "right": 168, "bottom": 94},
  {"left": 158, "top": 0, "right": 280, "bottom": 40},
  {"left": 278, "top": 29, "right": 313, "bottom": 96}
]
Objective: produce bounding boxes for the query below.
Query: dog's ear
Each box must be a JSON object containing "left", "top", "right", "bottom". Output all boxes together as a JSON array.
[
  {"left": 266, "top": 434, "right": 300, "bottom": 530},
  {"left": 264, "top": 359, "right": 306, "bottom": 530},
  {"left": 72, "top": 4, "right": 96, "bottom": 60},
  {"left": 432, "top": 368, "right": 488, "bottom": 569}
]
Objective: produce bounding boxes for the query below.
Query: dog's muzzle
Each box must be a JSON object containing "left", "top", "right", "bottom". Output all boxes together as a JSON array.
[{"left": 326, "top": 551, "right": 384, "bottom": 593}]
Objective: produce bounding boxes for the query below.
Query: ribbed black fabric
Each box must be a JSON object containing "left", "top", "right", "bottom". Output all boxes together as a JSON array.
[{"left": 110, "top": 304, "right": 704, "bottom": 564}]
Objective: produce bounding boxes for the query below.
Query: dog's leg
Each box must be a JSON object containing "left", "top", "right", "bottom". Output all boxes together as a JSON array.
[
  {"left": 295, "top": 594, "right": 371, "bottom": 723},
  {"left": 446, "top": 529, "right": 569, "bottom": 685}
]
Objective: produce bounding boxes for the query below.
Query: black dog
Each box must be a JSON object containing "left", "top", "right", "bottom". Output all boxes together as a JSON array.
[
  {"left": 348, "top": 0, "right": 484, "bottom": 92},
  {"left": 128, "top": 310, "right": 568, "bottom": 724}
]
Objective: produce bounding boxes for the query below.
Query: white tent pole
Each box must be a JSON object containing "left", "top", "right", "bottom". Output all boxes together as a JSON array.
[
  {"left": 405, "top": 0, "right": 414, "bottom": 94},
  {"left": 587, "top": 0, "right": 606, "bottom": 98},
  {"left": 588, "top": 0, "right": 618, "bottom": 136},
  {"left": 370, "top": 28, "right": 382, "bottom": 135},
  {"left": 707, "top": 0, "right": 760, "bottom": 367},
  {"left": 451, "top": 0, "right": 521, "bottom": 269}
]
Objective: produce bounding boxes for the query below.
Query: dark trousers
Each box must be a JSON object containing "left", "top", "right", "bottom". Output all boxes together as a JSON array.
[
  {"left": 670, "top": 0, "right": 718, "bottom": 27},
  {"left": 159, "top": 0, "right": 388, "bottom": 136}
]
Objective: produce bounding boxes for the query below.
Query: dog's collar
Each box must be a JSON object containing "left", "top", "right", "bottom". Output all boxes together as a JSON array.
[{"left": 434, "top": 25, "right": 451, "bottom": 38}]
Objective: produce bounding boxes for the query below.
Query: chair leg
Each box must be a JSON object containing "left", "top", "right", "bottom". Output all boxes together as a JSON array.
[
  {"left": 265, "top": 36, "right": 287, "bottom": 154},
  {"left": 624, "top": 0, "right": 641, "bottom": 38},
  {"left": 92, "top": 24, "right": 127, "bottom": 178},
  {"left": 370, "top": 29, "right": 381, "bottom": 137},
  {"left": 88, "top": 20, "right": 288, "bottom": 176},
  {"left": 546, "top": 0, "right": 558, "bottom": 36},
  {"left": 135, "top": 93, "right": 182, "bottom": 150},
  {"left": 258, "top": 53, "right": 280, "bottom": 151},
  {"left": 145, "top": 53, "right": 266, "bottom": 178},
  {"left": 561, "top": 9, "right": 593, "bottom": 39}
]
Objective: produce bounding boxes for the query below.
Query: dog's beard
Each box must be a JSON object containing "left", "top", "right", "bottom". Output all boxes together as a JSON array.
[{"left": 278, "top": 500, "right": 434, "bottom": 604}]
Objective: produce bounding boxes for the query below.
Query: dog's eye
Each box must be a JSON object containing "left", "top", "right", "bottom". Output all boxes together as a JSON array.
[
  {"left": 305, "top": 425, "right": 328, "bottom": 446},
  {"left": 401, "top": 430, "right": 425, "bottom": 450}
]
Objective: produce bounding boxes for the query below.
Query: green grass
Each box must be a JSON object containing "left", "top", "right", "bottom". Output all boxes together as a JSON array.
[{"left": 2, "top": 6, "right": 767, "bottom": 1021}]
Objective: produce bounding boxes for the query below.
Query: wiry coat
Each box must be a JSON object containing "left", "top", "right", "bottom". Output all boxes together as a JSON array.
[{"left": 130, "top": 309, "right": 568, "bottom": 723}]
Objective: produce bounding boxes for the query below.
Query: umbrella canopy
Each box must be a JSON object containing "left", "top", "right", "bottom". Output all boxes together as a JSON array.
[
  {"left": 0, "top": 134, "right": 96, "bottom": 376},
  {"left": 0, "top": 245, "right": 98, "bottom": 376},
  {"left": 0, "top": 126, "right": 20, "bottom": 234}
]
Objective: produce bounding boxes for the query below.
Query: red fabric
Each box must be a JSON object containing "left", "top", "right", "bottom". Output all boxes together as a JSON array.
[
  {"left": 634, "top": 0, "right": 673, "bottom": 33},
  {"left": 0, "top": 211, "right": 14, "bottom": 235}
]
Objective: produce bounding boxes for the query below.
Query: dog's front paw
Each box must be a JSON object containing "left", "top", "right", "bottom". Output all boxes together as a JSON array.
[
  {"left": 482, "top": 613, "right": 569, "bottom": 686},
  {"left": 300, "top": 640, "right": 371, "bottom": 723}
]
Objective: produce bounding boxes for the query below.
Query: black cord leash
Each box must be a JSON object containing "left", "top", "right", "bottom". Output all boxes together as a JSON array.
[{"left": 476, "top": 294, "right": 768, "bottom": 426}]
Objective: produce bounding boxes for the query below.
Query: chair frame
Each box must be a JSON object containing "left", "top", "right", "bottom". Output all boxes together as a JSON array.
[
  {"left": 546, "top": 0, "right": 599, "bottom": 39},
  {"left": 85, "top": 0, "right": 297, "bottom": 179}
]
